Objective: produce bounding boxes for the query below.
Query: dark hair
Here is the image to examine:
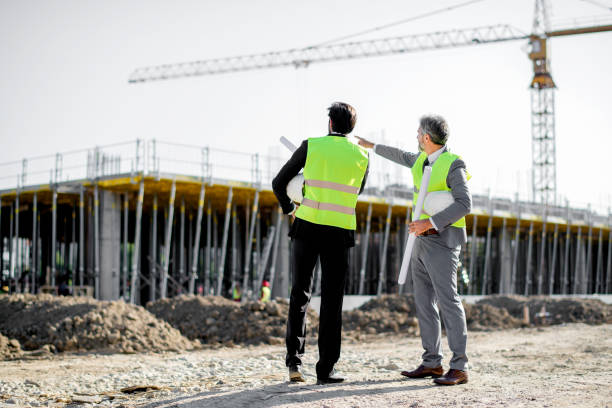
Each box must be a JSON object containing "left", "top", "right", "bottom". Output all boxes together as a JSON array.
[
  {"left": 419, "top": 115, "right": 449, "bottom": 145},
  {"left": 328, "top": 102, "right": 357, "bottom": 134}
]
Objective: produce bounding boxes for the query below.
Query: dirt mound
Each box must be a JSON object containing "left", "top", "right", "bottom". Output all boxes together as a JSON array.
[
  {"left": 343, "top": 294, "right": 419, "bottom": 335},
  {"left": 476, "top": 295, "right": 532, "bottom": 317},
  {"left": 2, "top": 293, "right": 607, "bottom": 357},
  {"left": 356, "top": 294, "right": 417, "bottom": 314},
  {"left": 346, "top": 294, "right": 610, "bottom": 335},
  {"left": 0, "top": 333, "right": 23, "bottom": 360},
  {"left": 343, "top": 294, "right": 521, "bottom": 334},
  {"left": 0, "top": 294, "right": 196, "bottom": 356},
  {"left": 147, "top": 295, "right": 319, "bottom": 345},
  {"left": 478, "top": 295, "right": 612, "bottom": 325},
  {"left": 464, "top": 303, "right": 523, "bottom": 331}
]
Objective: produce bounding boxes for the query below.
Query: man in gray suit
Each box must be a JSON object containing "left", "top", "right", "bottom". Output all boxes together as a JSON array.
[{"left": 356, "top": 114, "right": 471, "bottom": 385}]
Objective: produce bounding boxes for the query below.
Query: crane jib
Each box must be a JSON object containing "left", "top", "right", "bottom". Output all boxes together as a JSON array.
[
  {"left": 128, "top": 23, "right": 612, "bottom": 83},
  {"left": 128, "top": 24, "right": 530, "bottom": 83}
]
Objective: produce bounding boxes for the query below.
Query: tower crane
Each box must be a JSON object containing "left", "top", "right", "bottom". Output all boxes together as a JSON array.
[{"left": 128, "top": 0, "right": 612, "bottom": 205}]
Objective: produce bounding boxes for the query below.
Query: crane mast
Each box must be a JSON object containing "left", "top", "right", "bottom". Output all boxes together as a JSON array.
[{"left": 529, "top": 0, "right": 556, "bottom": 205}]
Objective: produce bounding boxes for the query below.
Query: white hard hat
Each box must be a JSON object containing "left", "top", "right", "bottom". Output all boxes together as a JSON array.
[
  {"left": 286, "top": 173, "right": 304, "bottom": 203},
  {"left": 423, "top": 191, "right": 454, "bottom": 216}
]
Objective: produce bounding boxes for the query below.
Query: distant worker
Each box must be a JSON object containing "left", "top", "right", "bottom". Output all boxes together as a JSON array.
[
  {"left": 357, "top": 114, "right": 471, "bottom": 386},
  {"left": 232, "top": 283, "right": 242, "bottom": 302},
  {"left": 260, "top": 280, "right": 271, "bottom": 303},
  {"left": 58, "top": 277, "right": 70, "bottom": 296},
  {"left": 272, "top": 102, "right": 369, "bottom": 385}
]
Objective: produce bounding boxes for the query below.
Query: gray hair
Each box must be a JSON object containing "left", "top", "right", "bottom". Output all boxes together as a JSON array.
[{"left": 419, "top": 115, "right": 449, "bottom": 145}]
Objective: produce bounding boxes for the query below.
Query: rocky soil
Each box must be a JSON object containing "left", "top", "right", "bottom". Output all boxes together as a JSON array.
[
  {"left": 0, "top": 333, "right": 22, "bottom": 360},
  {"left": 0, "top": 324, "right": 610, "bottom": 407},
  {"left": 2, "top": 293, "right": 611, "bottom": 406}
]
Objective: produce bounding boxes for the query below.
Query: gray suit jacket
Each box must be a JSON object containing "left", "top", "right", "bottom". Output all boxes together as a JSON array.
[{"left": 374, "top": 144, "right": 472, "bottom": 249}]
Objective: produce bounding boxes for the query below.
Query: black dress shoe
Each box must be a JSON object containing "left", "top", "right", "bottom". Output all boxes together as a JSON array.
[
  {"left": 288, "top": 365, "right": 305, "bottom": 383},
  {"left": 316, "top": 369, "right": 345, "bottom": 385}
]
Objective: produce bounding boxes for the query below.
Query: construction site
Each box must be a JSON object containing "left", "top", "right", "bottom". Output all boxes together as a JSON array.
[
  {"left": 1, "top": 0, "right": 612, "bottom": 407},
  {"left": 3, "top": 4, "right": 612, "bottom": 302}
]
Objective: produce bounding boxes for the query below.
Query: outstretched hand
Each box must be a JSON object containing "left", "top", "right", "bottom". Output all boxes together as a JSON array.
[{"left": 355, "top": 136, "right": 374, "bottom": 149}]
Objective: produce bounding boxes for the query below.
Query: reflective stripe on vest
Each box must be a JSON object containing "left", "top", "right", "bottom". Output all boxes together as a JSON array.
[
  {"left": 301, "top": 198, "right": 356, "bottom": 215},
  {"left": 304, "top": 179, "right": 360, "bottom": 194},
  {"left": 295, "top": 135, "right": 368, "bottom": 230},
  {"left": 411, "top": 150, "right": 470, "bottom": 229}
]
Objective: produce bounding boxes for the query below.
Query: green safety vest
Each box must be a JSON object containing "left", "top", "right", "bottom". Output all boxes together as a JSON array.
[
  {"left": 411, "top": 151, "right": 470, "bottom": 229},
  {"left": 295, "top": 135, "right": 369, "bottom": 230}
]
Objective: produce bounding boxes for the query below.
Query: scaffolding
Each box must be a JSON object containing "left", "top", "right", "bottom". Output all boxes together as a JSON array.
[{"left": 0, "top": 139, "right": 610, "bottom": 303}]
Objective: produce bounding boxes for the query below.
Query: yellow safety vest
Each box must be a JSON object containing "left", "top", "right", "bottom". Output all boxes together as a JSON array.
[
  {"left": 411, "top": 151, "right": 470, "bottom": 228},
  {"left": 260, "top": 286, "right": 271, "bottom": 303},
  {"left": 295, "top": 136, "right": 369, "bottom": 230},
  {"left": 232, "top": 287, "right": 241, "bottom": 301}
]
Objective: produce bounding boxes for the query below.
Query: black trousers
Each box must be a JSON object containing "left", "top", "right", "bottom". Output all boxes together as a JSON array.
[{"left": 285, "top": 234, "right": 349, "bottom": 378}]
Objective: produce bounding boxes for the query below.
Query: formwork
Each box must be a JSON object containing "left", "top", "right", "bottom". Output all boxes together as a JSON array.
[{"left": 1, "top": 140, "right": 610, "bottom": 303}]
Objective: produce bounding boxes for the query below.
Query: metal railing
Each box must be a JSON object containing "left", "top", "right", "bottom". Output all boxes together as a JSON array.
[{"left": 0, "top": 138, "right": 412, "bottom": 191}]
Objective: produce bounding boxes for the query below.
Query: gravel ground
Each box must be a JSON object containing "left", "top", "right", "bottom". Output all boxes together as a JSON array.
[{"left": 1, "top": 323, "right": 610, "bottom": 407}]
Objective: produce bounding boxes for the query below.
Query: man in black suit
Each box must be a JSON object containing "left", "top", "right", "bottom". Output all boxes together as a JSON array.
[{"left": 272, "top": 102, "right": 369, "bottom": 384}]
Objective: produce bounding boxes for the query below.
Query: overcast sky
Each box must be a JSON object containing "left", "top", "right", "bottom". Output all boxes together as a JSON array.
[{"left": 1, "top": 0, "right": 611, "bottom": 214}]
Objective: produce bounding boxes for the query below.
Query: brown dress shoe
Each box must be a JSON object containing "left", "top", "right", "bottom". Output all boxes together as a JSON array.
[
  {"left": 400, "top": 365, "right": 444, "bottom": 378},
  {"left": 433, "top": 369, "right": 468, "bottom": 385}
]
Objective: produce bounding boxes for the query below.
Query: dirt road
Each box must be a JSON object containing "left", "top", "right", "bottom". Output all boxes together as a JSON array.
[{"left": 1, "top": 323, "right": 610, "bottom": 407}]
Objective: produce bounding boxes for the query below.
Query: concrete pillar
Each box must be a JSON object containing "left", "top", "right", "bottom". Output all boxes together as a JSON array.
[
  {"left": 499, "top": 220, "right": 512, "bottom": 293},
  {"left": 87, "top": 195, "right": 95, "bottom": 288},
  {"left": 99, "top": 190, "right": 121, "bottom": 300}
]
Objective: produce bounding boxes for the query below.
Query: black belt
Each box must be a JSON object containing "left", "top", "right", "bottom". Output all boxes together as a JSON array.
[{"left": 421, "top": 228, "right": 439, "bottom": 236}]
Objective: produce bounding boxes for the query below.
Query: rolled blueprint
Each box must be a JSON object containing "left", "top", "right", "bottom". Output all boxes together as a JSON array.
[
  {"left": 280, "top": 136, "right": 298, "bottom": 153},
  {"left": 398, "top": 165, "right": 432, "bottom": 285}
]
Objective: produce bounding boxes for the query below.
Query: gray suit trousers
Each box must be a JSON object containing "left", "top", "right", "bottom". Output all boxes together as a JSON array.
[{"left": 412, "top": 236, "right": 468, "bottom": 370}]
